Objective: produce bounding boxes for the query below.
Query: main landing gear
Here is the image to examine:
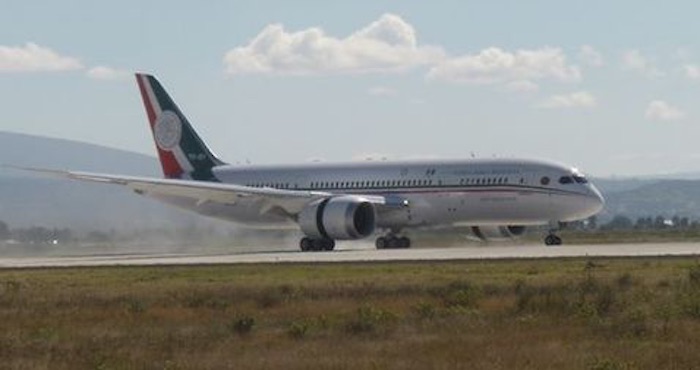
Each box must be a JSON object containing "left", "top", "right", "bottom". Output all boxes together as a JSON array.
[
  {"left": 375, "top": 235, "right": 411, "bottom": 249},
  {"left": 300, "top": 237, "right": 335, "bottom": 252}
]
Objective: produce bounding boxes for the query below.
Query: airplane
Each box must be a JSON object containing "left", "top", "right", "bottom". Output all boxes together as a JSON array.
[{"left": 30, "top": 73, "right": 605, "bottom": 251}]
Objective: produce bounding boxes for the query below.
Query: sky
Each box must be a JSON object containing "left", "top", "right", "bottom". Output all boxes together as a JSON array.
[{"left": 2, "top": 1, "right": 700, "bottom": 177}]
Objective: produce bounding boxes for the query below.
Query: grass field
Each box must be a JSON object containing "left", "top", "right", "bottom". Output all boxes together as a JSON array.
[{"left": 2, "top": 257, "right": 700, "bottom": 369}]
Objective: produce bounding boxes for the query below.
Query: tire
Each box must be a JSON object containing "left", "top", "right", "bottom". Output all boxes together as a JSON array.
[
  {"left": 387, "top": 237, "right": 400, "bottom": 249},
  {"left": 399, "top": 237, "right": 411, "bottom": 249},
  {"left": 545, "top": 235, "right": 561, "bottom": 246},
  {"left": 375, "top": 237, "right": 387, "bottom": 249},
  {"left": 323, "top": 239, "right": 336, "bottom": 251},
  {"left": 300, "top": 237, "right": 311, "bottom": 252},
  {"left": 312, "top": 239, "right": 326, "bottom": 251}
]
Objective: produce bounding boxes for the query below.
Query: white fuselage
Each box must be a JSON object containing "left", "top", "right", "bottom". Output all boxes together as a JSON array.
[{"left": 155, "top": 158, "right": 604, "bottom": 232}]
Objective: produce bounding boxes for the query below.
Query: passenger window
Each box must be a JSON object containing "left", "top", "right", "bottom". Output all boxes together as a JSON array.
[{"left": 541, "top": 177, "right": 550, "bottom": 186}]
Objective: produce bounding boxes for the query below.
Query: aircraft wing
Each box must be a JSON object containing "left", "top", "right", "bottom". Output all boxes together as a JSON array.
[{"left": 13, "top": 167, "right": 395, "bottom": 218}]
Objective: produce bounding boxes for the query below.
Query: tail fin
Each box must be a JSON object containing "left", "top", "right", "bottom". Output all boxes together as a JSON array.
[{"left": 135, "top": 73, "right": 225, "bottom": 181}]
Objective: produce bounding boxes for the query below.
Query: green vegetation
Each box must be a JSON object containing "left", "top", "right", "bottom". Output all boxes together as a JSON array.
[
  {"left": 559, "top": 228, "right": 700, "bottom": 244},
  {"left": 2, "top": 258, "right": 700, "bottom": 369}
]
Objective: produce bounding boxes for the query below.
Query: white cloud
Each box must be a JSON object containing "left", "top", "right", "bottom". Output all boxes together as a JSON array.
[
  {"left": 674, "top": 47, "right": 692, "bottom": 61},
  {"left": 223, "top": 14, "right": 445, "bottom": 76},
  {"left": 684, "top": 64, "right": 700, "bottom": 80},
  {"left": 504, "top": 79, "right": 539, "bottom": 93},
  {"left": 0, "top": 42, "right": 82, "bottom": 72},
  {"left": 367, "top": 86, "right": 398, "bottom": 97},
  {"left": 645, "top": 100, "right": 685, "bottom": 121},
  {"left": 86, "top": 66, "right": 129, "bottom": 81},
  {"left": 426, "top": 47, "right": 581, "bottom": 86},
  {"left": 621, "top": 49, "right": 664, "bottom": 78},
  {"left": 537, "top": 91, "right": 597, "bottom": 109},
  {"left": 352, "top": 153, "right": 392, "bottom": 161},
  {"left": 578, "top": 45, "right": 604, "bottom": 67}
]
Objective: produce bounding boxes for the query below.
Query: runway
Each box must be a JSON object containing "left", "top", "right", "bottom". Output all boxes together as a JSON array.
[{"left": 1, "top": 242, "right": 700, "bottom": 268}]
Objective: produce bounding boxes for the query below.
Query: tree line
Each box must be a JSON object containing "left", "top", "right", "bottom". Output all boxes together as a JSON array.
[
  {"left": 0, "top": 220, "right": 74, "bottom": 244},
  {"left": 597, "top": 215, "right": 696, "bottom": 231}
]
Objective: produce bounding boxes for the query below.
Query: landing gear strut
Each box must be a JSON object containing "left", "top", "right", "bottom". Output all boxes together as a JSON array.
[
  {"left": 375, "top": 235, "right": 411, "bottom": 249},
  {"left": 300, "top": 237, "right": 335, "bottom": 252}
]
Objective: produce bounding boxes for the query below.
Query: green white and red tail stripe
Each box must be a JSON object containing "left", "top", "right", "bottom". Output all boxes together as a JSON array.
[{"left": 136, "top": 73, "right": 224, "bottom": 181}]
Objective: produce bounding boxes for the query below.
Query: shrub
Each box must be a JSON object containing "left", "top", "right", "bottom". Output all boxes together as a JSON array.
[
  {"left": 413, "top": 301, "right": 437, "bottom": 320},
  {"left": 594, "top": 285, "right": 616, "bottom": 316},
  {"left": 515, "top": 285, "right": 535, "bottom": 313},
  {"left": 588, "top": 357, "right": 632, "bottom": 370},
  {"left": 688, "top": 265, "right": 700, "bottom": 288},
  {"left": 229, "top": 316, "right": 255, "bottom": 336},
  {"left": 345, "top": 305, "right": 396, "bottom": 335},
  {"left": 611, "top": 308, "right": 649, "bottom": 338},
  {"left": 257, "top": 289, "right": 284, "bottom": 309},
  {"left": 437, "top": 281, "right": 481, "bottom": 310},
  {"left": 288, "top": 320, "right": 310, "bottom": 340},
  {"left": 615, "top": 273, "right": 633, "bottom": 290},
  {"left": 680, "top": 292, "right": 700, "bottom": 319},
  {"left": 124, "top": 298, "right": 147, "bottom": 314},
  {"left": 257, "top": 285, "right": 300, "bottom": 309}
]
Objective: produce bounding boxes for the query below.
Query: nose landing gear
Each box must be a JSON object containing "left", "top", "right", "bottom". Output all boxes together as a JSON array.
[
  {"left": 544, "top": 222, "right": 564, "bottom": 246},
  {"left": 544, "top": 234, "right": 562, "bottom": 246}
]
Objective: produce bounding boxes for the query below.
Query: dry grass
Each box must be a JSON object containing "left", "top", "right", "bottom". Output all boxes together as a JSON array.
[{"left": 1, "top": 258, "right": 700, "bottom": 369}]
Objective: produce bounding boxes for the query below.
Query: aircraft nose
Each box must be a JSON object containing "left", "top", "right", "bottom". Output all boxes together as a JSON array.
[{"left": 587, "top": 185, "right": 605, "bottom": 215}]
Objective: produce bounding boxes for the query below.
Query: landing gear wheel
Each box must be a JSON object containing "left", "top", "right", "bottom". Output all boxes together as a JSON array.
[
  {"left": 544, "top": 235, "right": 562, "bottom": 246},
  {"left": 300, "top": 237, "right": 336, "bottom": 252},
  {"left": 387, "top": 237, "right": 399, "bottom": 249},
  {"left": 300, "top": 237, "right": 312, "bottom": 252},
  {"left": 322, "top": 239, "right": 335, "bottom": 251},
  {"left": 375, "top": 236, "right": 411, "bottom": 249}
]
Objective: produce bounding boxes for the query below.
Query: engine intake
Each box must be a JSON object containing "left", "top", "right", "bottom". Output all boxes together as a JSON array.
[
  {"left": 298, "top": 196, "right": 376, "bottom": 240},
  {"left": 470, "top": 225, "right": 526, "bottom": 241}
]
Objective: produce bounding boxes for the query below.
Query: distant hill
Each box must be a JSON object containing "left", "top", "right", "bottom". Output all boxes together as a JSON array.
[
  {"left": 599, "top": 179, "right": 700, "bottom": 221},
  {"left": 0, "top": 131, "right": 159, "bottom": 177},
  {"left": 0, "top": 131, "right": 231, "bottom": 232}
]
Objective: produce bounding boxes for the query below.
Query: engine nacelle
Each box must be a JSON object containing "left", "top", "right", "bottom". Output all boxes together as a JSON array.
[
  {"left": 469, "top": 225, "right": 527, "bottom": 242},
  {"left": 298, "top": 196, "right": 376, "bottom": 240}
]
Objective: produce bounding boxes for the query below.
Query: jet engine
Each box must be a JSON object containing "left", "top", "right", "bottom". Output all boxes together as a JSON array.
[
  {"left": 298, "top": 196, "right": 376, "bottom": 240},
  {"left": 468, "top": 225, "right": 527, "bottom": 241}
]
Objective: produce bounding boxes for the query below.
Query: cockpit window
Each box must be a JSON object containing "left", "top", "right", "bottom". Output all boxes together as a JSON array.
[
  {"left": 573, "top": 175, "right": 588, "bottom": 184},
  {"left": 559, "top": 176, "right": 573, "bottom": 184}
]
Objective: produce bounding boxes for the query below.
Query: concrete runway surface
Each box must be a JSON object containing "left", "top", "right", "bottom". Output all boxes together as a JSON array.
[{"left": 1, "top": 242, "right": 700, "bottom": 268}]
